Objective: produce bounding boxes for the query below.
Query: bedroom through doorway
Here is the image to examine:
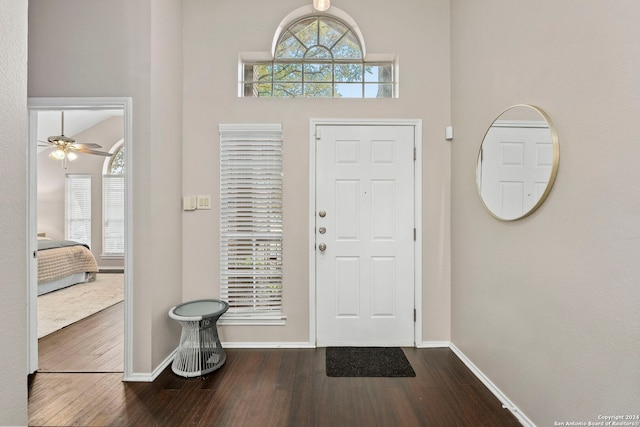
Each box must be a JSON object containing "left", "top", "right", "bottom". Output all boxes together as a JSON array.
[{"left": 28, "top": 98, "right": 132, "bottom": 376}]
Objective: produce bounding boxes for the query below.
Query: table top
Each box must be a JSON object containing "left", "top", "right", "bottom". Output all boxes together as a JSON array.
[{"left": 170, "top": 299, "right": 229, "bottom": 320}]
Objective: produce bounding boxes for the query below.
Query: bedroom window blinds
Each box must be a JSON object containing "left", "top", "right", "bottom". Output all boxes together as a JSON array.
[
  {"left": 65, "top": 174, "right": 91, "bottom": 247},
  {"left": 103, "top": 174, "right": 125, "bottom": 255},
  {"left": 102, "top": 142, "right": 125, "bottom": 257},
  {"left": 219, "top": 123, "right": 284, "bottom": 323}
]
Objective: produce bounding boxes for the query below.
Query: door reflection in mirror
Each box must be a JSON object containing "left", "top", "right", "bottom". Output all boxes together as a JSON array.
[{"left": 477, "top": 104, "right": 559, "bottom": 221}]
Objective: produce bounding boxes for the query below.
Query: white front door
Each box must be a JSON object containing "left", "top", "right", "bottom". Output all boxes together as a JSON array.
[{"left": 315, "top": 124, "right": 415, "bottom": 346}]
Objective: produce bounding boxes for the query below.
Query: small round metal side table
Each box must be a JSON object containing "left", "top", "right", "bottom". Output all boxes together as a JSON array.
[{"left": 168, "top": 299, "right": 229, "bottom": 377}]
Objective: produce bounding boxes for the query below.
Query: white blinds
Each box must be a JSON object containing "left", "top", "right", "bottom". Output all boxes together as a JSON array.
[
  {"left": 103, "top": 174, "right": 125, "bottom": 255},
  {"left": 65, "top": 174, "right": 91, "bottom": 247},
  {"left": 219, "top": 124, "right": 283, "bottom": 319}
]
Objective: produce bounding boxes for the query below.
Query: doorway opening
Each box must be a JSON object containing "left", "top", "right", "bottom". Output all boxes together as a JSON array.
[{"left": 27, "top": 97, "right": 133, "bottom": 377}]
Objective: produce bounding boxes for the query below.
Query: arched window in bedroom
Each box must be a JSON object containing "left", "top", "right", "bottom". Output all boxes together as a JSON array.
[{"left": 102, "top": 141, "right": 124, "bottom": 257}]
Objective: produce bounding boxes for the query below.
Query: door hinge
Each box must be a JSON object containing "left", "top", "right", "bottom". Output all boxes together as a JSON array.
[
  {"left": 413, "top": 147, "right": 417, "bottom": 161},
  {"left": 315, "top": 128, "right": 321, "bottom": 140},
  {"left": 414, "top": 308, "right": 416, "bottom": 322},
  {"left": 413, "top": 228, "right": 416, "bottom": 241}
]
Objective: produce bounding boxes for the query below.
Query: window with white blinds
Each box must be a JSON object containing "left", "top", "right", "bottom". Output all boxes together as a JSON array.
[
  {"left": 219, "top": 123, "right": 284, "bottom": 323},
  {"left": 102, "top": 174, "right": 125, "bottom": 255},
  {"left": 65, "top": 174, "right": 91, "bottom": 247}
]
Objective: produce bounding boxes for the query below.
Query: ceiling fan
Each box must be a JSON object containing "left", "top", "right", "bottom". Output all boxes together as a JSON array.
[{"left": 39, "top": 111, "right": 113, "bottom": 165}]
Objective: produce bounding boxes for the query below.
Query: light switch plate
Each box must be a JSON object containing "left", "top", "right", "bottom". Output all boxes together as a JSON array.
[{"left": 197, "top": 195, "right": 212, "bottom": 210}]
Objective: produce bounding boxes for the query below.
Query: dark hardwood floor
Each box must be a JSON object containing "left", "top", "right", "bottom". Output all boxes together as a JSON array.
[
  {"left": 38, "top": 301, "right": 124, "bottom": 372},
  {"left": 29, "top": 305, "right": 520, "bottom": 427}
]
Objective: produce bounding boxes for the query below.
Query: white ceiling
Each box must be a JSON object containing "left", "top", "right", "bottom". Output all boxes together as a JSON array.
[{"left": 36, "top": 109, "right": 123, "bottom": 142}]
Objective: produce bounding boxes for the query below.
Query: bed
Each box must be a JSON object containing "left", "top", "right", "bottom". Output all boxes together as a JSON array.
[{"left": 37, "top": 239, "right": 99, "bottom": 295}]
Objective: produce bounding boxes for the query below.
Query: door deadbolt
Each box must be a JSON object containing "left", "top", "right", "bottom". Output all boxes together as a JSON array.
[
  {"left": 319, "top": 227, "right": 326, "bottom": 234},
  {"left": 318, "top": 210, "right": 326, "bottom": 218},
  {"left": 318, "top": 243, "right": 327, "bottom": 251}
]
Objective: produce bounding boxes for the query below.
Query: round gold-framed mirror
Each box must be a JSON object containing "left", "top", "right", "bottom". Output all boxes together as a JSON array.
[{"left": 476, "top": 104, "right": 559, "bottom": 221}]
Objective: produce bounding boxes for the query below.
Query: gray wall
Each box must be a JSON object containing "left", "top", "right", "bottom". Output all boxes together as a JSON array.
[
  {"left": 450, "top": 0, "right": 640, "bottom": 424},
  {"left": 0, "top": 1, "right": 28, "bottom": 424}
]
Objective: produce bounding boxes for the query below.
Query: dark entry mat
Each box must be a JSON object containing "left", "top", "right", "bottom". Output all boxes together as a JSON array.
[{"left": 325, "top": 347, "right": 416, "bottom": 377}]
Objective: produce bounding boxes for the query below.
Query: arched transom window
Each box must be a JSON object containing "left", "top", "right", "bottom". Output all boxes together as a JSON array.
[{"left": 242, "top": 15, "right": 394, "bottom": 98}]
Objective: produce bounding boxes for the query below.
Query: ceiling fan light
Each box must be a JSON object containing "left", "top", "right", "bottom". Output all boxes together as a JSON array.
[
  {"left": 66, "top": 151, "right": 78, "bottom": 161},
  {"left": 49, "top": 149, "right": 66, "bottom": 160},
  {"left": 313, "top": 0, "right": 330, "bottom": 11}
]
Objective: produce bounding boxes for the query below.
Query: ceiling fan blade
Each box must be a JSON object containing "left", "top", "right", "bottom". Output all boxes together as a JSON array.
[
  {"left": 71, "top": 147, "right": 113, "bottom": 156},
  {"left": 70, "top": 142, "right": 103, "bottom": 149}
]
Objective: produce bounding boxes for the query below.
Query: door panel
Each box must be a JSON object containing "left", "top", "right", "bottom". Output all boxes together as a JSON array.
[
  {"left": 480, "top": 125, "right": 553, "bottom": 218},
  {"left": 371, "top": 180, "right": 396, "bottom": 239},
  {"left": 371, "top": 256, "right": 395, "bottom": 316},
  {"left": 335, "top": 180, "right": 360, "bottom": 239},
  {"left": 316, "top": 125, "right": 414, "bottom": 346},
  {"left": 336, "top": 257, "right": 360, "bottom": 316}
]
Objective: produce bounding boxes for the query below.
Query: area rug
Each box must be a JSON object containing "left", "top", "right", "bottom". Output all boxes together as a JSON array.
[
  {"left": 38, "top": 273, "right": 124, "bottom": 338},
  {"left": 326, "top": 347, "right": 416, "bottom": 377}
]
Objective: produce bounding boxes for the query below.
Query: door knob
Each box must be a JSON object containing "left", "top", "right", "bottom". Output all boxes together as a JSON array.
[
  {"left": 318, "top": 243, "right": 327, "bottom": 252},
  {"left": 318, "top": 210, "right": 326, "bottom": 218},
  {"left": 319, "top": 227, "right": 326, "bottom": 234}
]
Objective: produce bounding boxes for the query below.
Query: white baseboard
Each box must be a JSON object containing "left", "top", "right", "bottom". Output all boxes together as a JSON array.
[
  {"left": 221, "top": 341, "right": 315, "bottom": 349},
  {"left": 123, "top": 372, "right": 154, "bottom": 382},
  {"left": 449, "top": 343, "right": 534, "bottom": 427},
  {"left": 123, "top": 349, "right": 176, "bottom": 382},
  {"left": 417, "top": 340, "right": 450, "bottom": 348}
]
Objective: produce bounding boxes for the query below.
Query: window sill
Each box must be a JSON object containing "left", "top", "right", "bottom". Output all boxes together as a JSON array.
[
  {"left": 218, "top": 316, "right": 287, "bottom": 326},
  {"left": 101, "top": 254, "right": 124, "bottom": 260}
]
